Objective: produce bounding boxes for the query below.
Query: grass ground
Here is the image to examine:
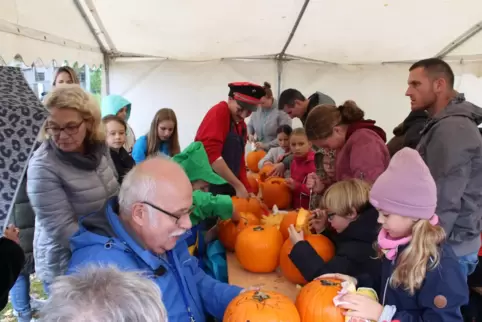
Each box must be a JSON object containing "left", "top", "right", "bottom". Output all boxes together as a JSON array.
[{"left": 0, "top": 275, "right": 47, "bottom": 321}]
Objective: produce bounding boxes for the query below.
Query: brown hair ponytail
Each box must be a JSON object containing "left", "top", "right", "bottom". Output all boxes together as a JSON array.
[
  {"left": 305, "top": 100, "right": 365, "bottom": 140},
  {"left": 263, "top": 82, "right": 273, "bottom": 99}
]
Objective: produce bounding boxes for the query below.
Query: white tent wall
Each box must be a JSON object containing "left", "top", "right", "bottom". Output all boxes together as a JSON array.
[{"left": 109, "top": 59, "right": 482, "bottom": 150}]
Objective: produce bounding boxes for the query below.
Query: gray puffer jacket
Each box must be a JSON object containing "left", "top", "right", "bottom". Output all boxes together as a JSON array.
[{"left": 27, "top": 141, "right": 119, "bottom": 283}]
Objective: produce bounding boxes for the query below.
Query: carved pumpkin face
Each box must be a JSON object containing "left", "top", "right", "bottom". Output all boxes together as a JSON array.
[
  {"left": 295, "top": 278, "right": 345, "bottom": 322},
  {"left": 235, "top": 225, "right": 283, "bottom": 273},
  {"left": 246, "top": 150, "right": 267, "bottom": 173},
  {"left": 260, "top": 178, "right": 292, "bottom": 210},
  {"left": 223, "top": 290, "right": 300, "bottom": 322},
  {"left": 279, "top": 234, "right": 335, "bottom": 285}
]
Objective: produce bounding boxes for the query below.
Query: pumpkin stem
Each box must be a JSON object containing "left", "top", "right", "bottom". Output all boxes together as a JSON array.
[
  {"left": 320, "top": 279, "right": 340, "bottom": 286},
  {"left": 252, "top": 291, "right": 270, "bottom": 302},
  {"left": 253, "top": 226, "right": 264, "bottom": 231}
]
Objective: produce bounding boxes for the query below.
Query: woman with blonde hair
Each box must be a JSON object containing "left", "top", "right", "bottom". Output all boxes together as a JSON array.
[
  {"left": 305, "top": 100, "right": 390, "bottom": 193},
  {"left": 287, "top": 179, "right": 380, "bottom": 283},
  {"left": 52, "top": 66, "right": 80, "bottom": 87},
  {"left": 329, "top": 148, "right": 467, "bottom": 321},
  {"left": 27, "top": 85, "right": 119, "bottom": 294},
  {"left": 132, "top": 108, "right": 180, "bottom": 163}
]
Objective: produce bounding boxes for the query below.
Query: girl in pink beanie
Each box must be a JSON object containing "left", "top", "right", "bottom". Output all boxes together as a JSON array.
[{"left": 329, "top": 148, "right": 468, "bottom": 322}]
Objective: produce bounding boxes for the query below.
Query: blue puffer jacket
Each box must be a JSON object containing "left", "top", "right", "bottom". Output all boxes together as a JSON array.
[
  {"left": 380, "top": 243, "right": 468, "bottom": 321},
  {"left": 67, "top": 198, "right": 242, "bottom": 322},
  {"left": 132, "top": 135, "right": 170, "bottom": 163}
]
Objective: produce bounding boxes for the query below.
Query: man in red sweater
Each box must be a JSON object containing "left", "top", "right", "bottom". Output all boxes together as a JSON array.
[{"left": 195, "top": 82, "right": 265, "bottom": 198}]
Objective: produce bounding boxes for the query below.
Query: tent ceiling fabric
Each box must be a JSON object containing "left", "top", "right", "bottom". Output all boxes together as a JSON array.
[{"left": 1, "top": 0, "right": 482, "bottom": 65}]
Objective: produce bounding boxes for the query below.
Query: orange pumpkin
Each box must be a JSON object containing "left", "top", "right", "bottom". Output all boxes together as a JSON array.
[
  {"left": 295, "top": 278, "right": 345, "bottom": 321},
  {"left": 258, "top": 164, "right": 276, "bottom": 182},
  {"left": 246, "top": 150, "right": 267, "bottom": 173},
  {"left": 235, "top": 225, "right": 283, "bottom": 273},
  {"left": 239, "top": 212, "right": 261, "bottom": 226},
  {"left": 232, "top": 197, "right": 264, "bottom": 218},
  {"left": 260, "top": 177, "right": 292, "bottom": 209},
  {"left": 218, "top": 219, "right": 249, "bottom": 252},
  {"left": 279, "top": 208, "right": 311, "bottom": 240},
  {"left": 279, "top": 234, "right": 335, "bottom": 285},
  {"left": 223, "top": 290, "right": 300, "bottom": 322},
  {"left": 247, "top": 172, "right": 260, "bottom": 195}
]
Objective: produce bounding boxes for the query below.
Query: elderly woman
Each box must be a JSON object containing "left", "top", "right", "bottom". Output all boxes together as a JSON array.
[
  {"left": 27, "top": 85, "right": 119, "bottom": 294},
  {"left": 247, "top": 82, "right": 291, "bottom": 151}
]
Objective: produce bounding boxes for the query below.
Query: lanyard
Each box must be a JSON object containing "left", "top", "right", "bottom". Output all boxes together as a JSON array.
[{"left": 167, "top": 252, "right": 196, "bottom": 322}]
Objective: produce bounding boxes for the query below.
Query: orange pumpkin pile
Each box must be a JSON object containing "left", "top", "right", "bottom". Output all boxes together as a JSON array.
[
  {"left": 235, "top": 225, "right": 283, "bottom": 273},
  {"left": 279, "top": 234, "right": 335, "bottom": 285},
  {"left": 260, "top": 177, "right": 292, "bottom": 209},
  {"left": 258, "top": 164, "right": 275, "bottom": 182},
  {"left": 296, "top": 278, "right": 345, "bottom": 321},
  {"left": 246, "top": 150, "right": 266, "bottom": 173},
  {"left": 247, "top": 172, "right": 260, "bottom": 195},
  {"left": 223, "top": 290, "right": 300, "bottom": 322},
  {"left": 218, "top": 212, "right": 260, "bottom": 251}
]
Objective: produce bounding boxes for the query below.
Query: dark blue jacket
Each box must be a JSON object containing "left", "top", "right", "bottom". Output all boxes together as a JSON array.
[{"left": 380, "top": 243, "right": 468, "bottom": 321}]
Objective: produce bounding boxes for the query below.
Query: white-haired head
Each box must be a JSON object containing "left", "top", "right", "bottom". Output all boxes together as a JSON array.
[{"left": 38, "top": 265, "right": 168, "bottom": 322}]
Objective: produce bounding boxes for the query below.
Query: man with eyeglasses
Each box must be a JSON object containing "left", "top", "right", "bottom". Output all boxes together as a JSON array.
[
  {"left": 66, "top": 157, "right": 245, "bottom": 322},
  {"left": 195, "top": 82, "right": 265, "bottom": 198}
]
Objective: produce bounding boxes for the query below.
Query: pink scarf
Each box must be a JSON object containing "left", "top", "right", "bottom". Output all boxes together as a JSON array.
[{"left": 378, "top": 215, "right": 439, "bottom": 260}]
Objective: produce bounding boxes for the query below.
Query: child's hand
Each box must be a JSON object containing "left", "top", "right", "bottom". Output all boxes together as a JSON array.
[
  {"left": 268, "top": 163, "right": 285, "bottom": 177},
  {"left": 288, "top": 224, "right": 304, "bottom": 245},
  {"left": 285, "top": 178, "right": 296, "bottom": 190},
  {"left": 338, "top": 293, "right": 384, "bottom": 321},
  {"left": 255, "top": 142, "right": 265, "bottom": 150},
  {"left": 316, "top": 273, "right": 358, "bottom": 286},
  {"left": 3, "top": 224, "right": 20, "bottom": 244},
  {"left": 306, "top": 173, "right": 324, "bottom": 194},
  {"left": 309, "top": 210, "right": 327, "bottom": 233},
  {"left": 263, "top": 161, "right": 273, "bottom": 167}
]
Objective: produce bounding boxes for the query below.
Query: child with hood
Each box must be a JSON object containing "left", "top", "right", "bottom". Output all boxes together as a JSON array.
[
  {"left": 172, "top": 142, "right": 240, "bottom": 256},
  {"left": 101, "top": 95, "right": 136, "bottom": 153}
]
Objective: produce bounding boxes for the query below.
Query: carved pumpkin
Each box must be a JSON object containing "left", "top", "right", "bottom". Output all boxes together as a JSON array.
[
  {"left": 247, "top": 172, "right": 260, "bottom": 195},
  {"left": 260, "top": 212, "right": 286, "bottom": 229},
  {"left": 279, "top": 234, "right": 335, "bottom": 285},
  {"left": 295, "top": 278, "right": 345, "bottom": 322},
  {"left": 279, "top": 208, "right": 311, "bottom": 240},
  {"left": 258, "top": 164, "right": 276, "bottom": 182},
  {"left": 232, "top": 197, "right": 264, "bottom": 218},
  {"left": 260, "top": 178, "right": 292, "bottom": 209},
  {"left": 246, "top": 150, "right": 267, "bottom": 173},
  {"left": 223, "top": 290, "right": 300, "bottom": 322},
  {"left": 218, "top": 219, "right": 249, "bottom": 252},
  {"left": 240, "top": 212, "right": 261, "bottom": 226},
  {"left": 235, "top": 225, "right": 283, "bottom": 273}
]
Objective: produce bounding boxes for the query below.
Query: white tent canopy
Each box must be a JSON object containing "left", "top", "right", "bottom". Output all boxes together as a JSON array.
[{"left": 2, "top": 0, "right": 482, "bottom": 147}]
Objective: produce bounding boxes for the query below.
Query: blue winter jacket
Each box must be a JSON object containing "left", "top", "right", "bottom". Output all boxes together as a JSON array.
[
  {"left": 132, "top": 135, "right": 170, "bottom": 163},
  {"left": 378, "top": 243, "right": 468, "bottom": 321},
  {"left": 67, "top": 197, "right": 242, "bottom": 322}
]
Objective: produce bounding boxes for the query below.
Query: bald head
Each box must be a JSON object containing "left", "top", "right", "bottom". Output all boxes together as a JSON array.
[{"left": 119, "top": 157, "right": 192, "bottom": 217}]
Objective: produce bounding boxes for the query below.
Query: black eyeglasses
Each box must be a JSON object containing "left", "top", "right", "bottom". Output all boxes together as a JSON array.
[
  {"left": 141, "top": 201, "right": 195, "bottom": 224},
  {"left": 45, "top": 120, "right": 84, "bottom": 136}
]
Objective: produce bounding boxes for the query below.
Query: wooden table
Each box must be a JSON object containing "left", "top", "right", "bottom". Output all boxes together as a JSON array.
[{"left": 226, "top": 252, "right": 300, "bottom": 301}]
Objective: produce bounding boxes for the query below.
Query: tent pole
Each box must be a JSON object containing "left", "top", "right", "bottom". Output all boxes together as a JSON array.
[
  {"left": 276, "top": 58, "right": 283, "bottom": 99},
  {"left": 435, "top": 21, "right": 482, "bottom": 58},
  {"left": 103, "top": 55, "right": 110, "bottom": 95},
  {"left": 279, "top": 0, "right": 311, "bottom": 57}
]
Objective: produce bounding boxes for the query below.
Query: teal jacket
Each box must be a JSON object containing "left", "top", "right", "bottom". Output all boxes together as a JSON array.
[{"left": 101, "top": 95, "right": 132, "bottom": 121}]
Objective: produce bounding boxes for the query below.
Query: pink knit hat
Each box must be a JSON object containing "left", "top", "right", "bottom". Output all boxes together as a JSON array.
[{"left": 369, "top": 147, "right": 437, "bottom": 220}]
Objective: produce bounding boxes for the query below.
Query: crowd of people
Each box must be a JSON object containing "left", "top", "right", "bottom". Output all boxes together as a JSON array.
[{"left": 0, "top": 57, "right": 481, "bottom": 321}]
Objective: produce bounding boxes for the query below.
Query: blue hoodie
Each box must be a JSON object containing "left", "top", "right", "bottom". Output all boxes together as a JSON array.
[
  {"left": 67, "top": 197, "right": 242, "bottom": 322},
  {"left": 101, "top": 95, "right": 132, "bottom": 121}
]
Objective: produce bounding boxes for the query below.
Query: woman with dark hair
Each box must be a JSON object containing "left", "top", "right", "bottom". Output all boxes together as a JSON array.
[{"left": 247, "top": 82, "right": 291, "bottom": 151}]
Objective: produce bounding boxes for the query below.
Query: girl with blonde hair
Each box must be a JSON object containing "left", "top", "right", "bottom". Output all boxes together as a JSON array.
[
  {"left": 132, "top": 108, "right": 180, "bottom": 163},
  {"left": 330, "top": 148, "right": 468, "bottom": 321},
  {"left": 27, "top": 85, "right": 118, "bottom": 294},
  {"left": 287, "top": 178, "right": 380, "bottom": 283}
]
